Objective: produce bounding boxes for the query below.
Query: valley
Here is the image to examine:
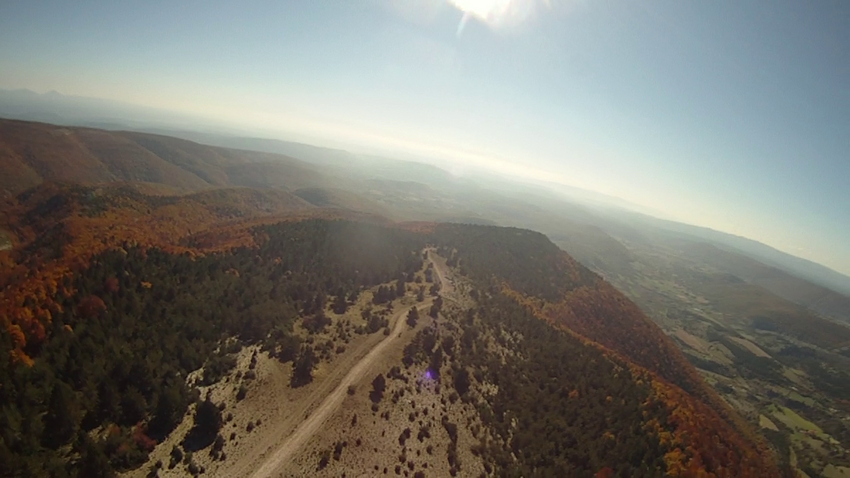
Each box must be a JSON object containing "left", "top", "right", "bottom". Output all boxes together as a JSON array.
[{"left": 557, "top": 235, "right": 850, "bottom": 477}]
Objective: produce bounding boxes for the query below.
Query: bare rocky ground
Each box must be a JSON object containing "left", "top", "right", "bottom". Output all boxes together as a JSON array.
[
  {"left": 281, "top": 360, "right": 487, "bottom": 478},
  {"left": 125, "top": 253, "right": 483, "bottom": 478},
  {"left": 275, "top": 255, "right": 491, "bottom": 478},
  {"left": 125, "top": 292, "right": 419, "bottom": 477}
]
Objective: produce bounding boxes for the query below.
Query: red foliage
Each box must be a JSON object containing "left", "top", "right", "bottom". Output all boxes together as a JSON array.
[
  {"left": 133, "top": 424, "right": 157, "bottom": 452},
  {"left": 104, "top": 276, "right": 120, "bottom": 293},
  {"left": 594, "top": 467, "right": 615, "bottom": 478},
  {"left": 76, "top": 295, "right": 106, "bottom": 319},
  {"left": 544, "top": 281, "right": 701, "bottom": 394}
]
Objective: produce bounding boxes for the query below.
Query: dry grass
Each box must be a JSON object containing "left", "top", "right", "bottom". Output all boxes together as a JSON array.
[
  {"left": 280, "top": 335, "right": 486, "bottom": 478},
  {"left": 123, "top": 290, "right": 420, "bottom": 477}
]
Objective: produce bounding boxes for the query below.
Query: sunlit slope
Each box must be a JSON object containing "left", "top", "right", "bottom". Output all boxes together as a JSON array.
[
  {"left": 430, "top": 223, "right": 779, "bottom": 476},
  {"left": 0, "top": 119, "right": 329, "bottom": 194}
]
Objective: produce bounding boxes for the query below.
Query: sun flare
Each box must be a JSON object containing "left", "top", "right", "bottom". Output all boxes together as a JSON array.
[{"left": 449, "top": 0, "right": 513, "bottom": 21}]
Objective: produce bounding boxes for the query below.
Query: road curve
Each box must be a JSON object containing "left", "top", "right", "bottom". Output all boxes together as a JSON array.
[{"left": 250, "top": 297, "right": 433, "bottom": 478}]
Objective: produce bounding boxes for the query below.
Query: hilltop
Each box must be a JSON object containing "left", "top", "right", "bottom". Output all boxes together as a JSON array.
[{"left": 0, "top": 177, "right": 780, "bottom": 476}]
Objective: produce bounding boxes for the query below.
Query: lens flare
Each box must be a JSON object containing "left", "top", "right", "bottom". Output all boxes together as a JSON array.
[
  {"left": 449, "top": 0, "right": 544, "bottom": 36},
  {"left": 449, "top": 0, "right": 513, "bottom": 21}
]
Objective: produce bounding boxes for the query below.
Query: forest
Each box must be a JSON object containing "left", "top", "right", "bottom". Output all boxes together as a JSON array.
[
  {"left": 0, "top": 211, "right": 781, "bottom": 477},
  {"left": 427, "top": 224, "right": 779, "bottom": 477},
  {"left": 0, "top": 219, "right": 424, "bottom": 477},
  {"left": 455, "top": 292, "right": 670, "bottom": 477}
]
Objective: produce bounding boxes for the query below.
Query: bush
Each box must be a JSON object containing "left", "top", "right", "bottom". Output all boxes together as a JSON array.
[
  {"left": 318, "top": 449, "right": 331, "bottom": 470},
  {"left": 182, "top": 397, "right": 222, "bottom": 451},
  {"left": 370, "top": 374, "right": 386, "bottom": 403}
]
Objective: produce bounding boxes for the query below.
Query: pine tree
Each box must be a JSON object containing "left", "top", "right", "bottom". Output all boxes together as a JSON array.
[
  {"left": 395, "top": 278, "right": 406, "bottom": 298},
  {"left": 291, "top": 345, "right": 316, "bottom": 387},
  {"left": 42, "top": 383, "right": 78, "bottom": 449},
  {"left": 407, "top": 307, "right": 419, "bottom": 328},
  {"left": 370, "top": 374, "right": 386, "bottom": 403},
  {"left": 331, "top": 293, "right": 348, "bottom": 314}
]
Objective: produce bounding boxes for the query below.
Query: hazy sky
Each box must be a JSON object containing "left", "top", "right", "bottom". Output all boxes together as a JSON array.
[{"left": 1, "top": 0, "right": 849, "bottom": 274}]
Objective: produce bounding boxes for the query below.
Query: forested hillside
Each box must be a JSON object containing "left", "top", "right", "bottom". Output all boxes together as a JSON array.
[
  {"left": 0, "top": 181, "right": 780, "bottom": 476},
  {"left": 0, "top": 220, "right": 424, "bottom": 476},
  {"left": 430, "top": 224, "right": 780, "bottom": 476}
]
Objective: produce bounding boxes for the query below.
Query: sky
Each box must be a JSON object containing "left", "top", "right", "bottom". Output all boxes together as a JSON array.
[{"left": 1, "top": 0, "right": 849, "bottom": 275}]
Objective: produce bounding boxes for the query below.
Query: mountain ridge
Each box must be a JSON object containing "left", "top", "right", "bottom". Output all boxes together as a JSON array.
[{"left": 0, "top": 186, "right": 780, "bottom": 475}]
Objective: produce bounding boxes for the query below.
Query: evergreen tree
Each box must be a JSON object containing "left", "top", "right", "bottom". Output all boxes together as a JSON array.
[
  {"left": 452, "top": 368, "right": 470, "bottom": 396},
  {"left": 75, "top": 434, "right": 112, "bottom": 478},
  {"left": 370, "top": 374, "right": 386, "bottom": 403},
  {"left": 277, "top": 334, "right": 301, "bottom": 363},
  {"left": 406, "top": 307, "right": 419, "bottom": 328},
  {"left": 291, "top": 346, "right": 316, "bottom": 388},
  {"left": 331, "top": 293, "right": 348, "bottom": 314},
  {"left": 429, "top": 297, "right": 442, "bottom": 318},
  {"left": 42, "top": 382, "right": 78, "bottom": 449}
]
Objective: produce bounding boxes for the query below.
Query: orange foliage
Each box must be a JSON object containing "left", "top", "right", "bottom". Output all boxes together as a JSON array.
[
  {"left": 540, "top": 277, "right": 774, "bottom": 467},
  {"left": 501, "top": 265, "right": 780, "bottom": 477},
  {"left": 8, "top": 324, "right": 26, "bottom": 349},
  {"left": 641, "top": 372, "right": 777, "bottom": 477},
  {"left": 0, "top": 182, "right": 403, "bottom": 365}
]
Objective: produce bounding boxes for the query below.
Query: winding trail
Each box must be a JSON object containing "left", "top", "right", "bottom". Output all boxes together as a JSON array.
[{"left": 250, "top": 291, "right": 434, "bottom": 478}]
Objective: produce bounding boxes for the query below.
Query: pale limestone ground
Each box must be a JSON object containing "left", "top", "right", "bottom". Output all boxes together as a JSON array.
[
  {"left": 125, "top": 254, "right": 458, "bottom": 478},
  {"left": 276, "top": 258, "right": 491, "bottom": 478},
  {"left": 249, "top": 297, "right": 435, "bottom": 478},
  {"left": 279, "top": 338, "right": 487, "bottom": 478},
  {"left": 124, "top": 286, "right": 417, "bottom": 478}
]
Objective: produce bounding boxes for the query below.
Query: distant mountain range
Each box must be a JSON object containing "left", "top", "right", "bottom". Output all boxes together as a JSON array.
[{"left": 2, "top": 89, "right": 849, "bottom": 300}]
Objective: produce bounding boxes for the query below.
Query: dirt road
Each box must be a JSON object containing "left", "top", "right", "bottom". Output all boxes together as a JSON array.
[
  {"left": 250, "top": 297, "right": 433, "bottom": 478},
  {"left": 427, "top": 249, "right": 454, "bottom": 297}
]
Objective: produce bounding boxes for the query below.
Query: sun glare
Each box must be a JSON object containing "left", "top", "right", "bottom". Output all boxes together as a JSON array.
[
  {"left": 448, "top": 0, "right": 544, "bottom": 35},
  {"left": 449, "top": 0, "right": 513, "bottom": 21}
]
